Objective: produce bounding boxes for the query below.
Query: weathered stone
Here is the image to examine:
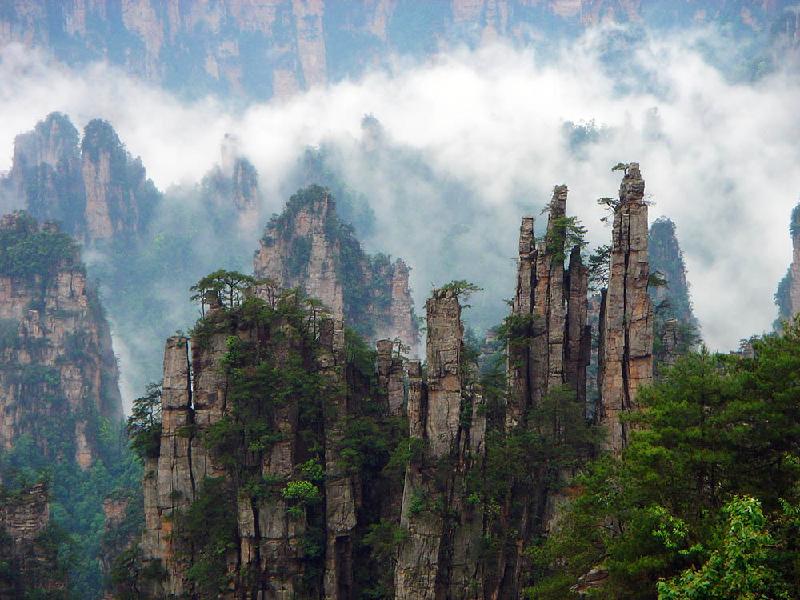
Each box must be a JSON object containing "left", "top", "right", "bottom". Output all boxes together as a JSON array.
[
  {"left": 320, "top": 318, "right": 357, "bottom": 600},
  {"left": 4, "top": 114, "right": 158, "bottom": 245},
  {"left": 565, "top": 245, "right": 590, "bottom": 407},
  {"left": 0, "top": 482, "right": 64, "bottom": 598},
  {"left": 0, "top": 214, "right": 122, "bottom": 464},
  {"left": 497, "top": 184, "right": 591, "bottom": 597},
  {"left": 253, "top": 185, "right": 419, "bottom": 349},
  {"left": 395, "top": 288, "right": 485, "bottom": 600},
  {"left": 598, "top": 163, "right": 654, "bottom": 453},
  {"left": 507, "top": 216, "right": 536, "bottom": 430}
]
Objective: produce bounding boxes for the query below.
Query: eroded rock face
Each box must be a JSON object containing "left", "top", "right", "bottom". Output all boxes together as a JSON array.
[
  {"left": 648, "top": 216, "right": 699, "bottom": 370},
  {"left": 0, "top": 482, "right": 64, "bottom": 598},
  {"left": 254, "top": 185, "right": 419, "bottom": 349},
  {"left": 498, "top": 185, "right": 590, "bottom": 597},
  {"left": 2, "top": 113, "right": 160, "bottom": 245},
  {"left": 141, "top": 288, "right": 383, "bottom": 598},
  {"left": 598, "top": 163, "right": 654, "bottom": 453},
  {"left": 0, "top": 213, "right": 122, "bottom": 466},
  {"left": 395, "top": 288, "right": 485, "bottom": 600}
]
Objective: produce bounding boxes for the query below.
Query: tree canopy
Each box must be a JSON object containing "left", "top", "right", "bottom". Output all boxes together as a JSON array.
[{"left": 528, "top": 319, "right": 800, "bottom": 598}]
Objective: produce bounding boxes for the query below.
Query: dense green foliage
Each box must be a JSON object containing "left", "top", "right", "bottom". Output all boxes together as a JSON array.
[
  {"left": 0, "top": 424, "right": 141, "bottom": 599},
  {"left": 151, "top": 274, "right": 410, "bottom": 597},
  {"left": 127, "top": 383, "right": 162, "bottom": 460},
  {"left": 0, "top": 212, "right": 142, "bottom": 599},
  {"left": 588, "top": 244, "right": 611, "bottom": 292},
  {"left": 173, "top": 477, "right": 238, "bottom": 596},
  {"left": 168, "top": 285, "right": 334, "bottom": 593},
  {"left": 544, "top": 214, "right": 587, "bottom": 263},
  {"left": 658, "top": 496, "right": 795, "bottom": 600},
  {"left": 528, "top": 321, "right": 800, "bottom": 598},
  {"left": 0, "top": 212, "right": 80, "bottom": 280}
]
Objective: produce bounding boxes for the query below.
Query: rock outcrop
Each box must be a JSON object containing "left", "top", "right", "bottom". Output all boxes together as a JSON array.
[
  {"left": 498, "top": 185, "right": 590, "bottom": 597},
  {"left": 0, "top": 482, "right": 64, "bottom": 598},
  {"left": 3, "top": 113, "right": 160, "bottom": 245},
  {"left": 597, "top": 163, "right": 653, "bottom": 453},
  {"left": 394, "top": 288, "right": 485, "bottom": 600},
  {"left": 0, "top": 212, "right": 122, "bottom": 461},
  {"left": 507, "top": 186, "right": 590, "bottom": 428},
  {"left": 254, "top": 185, "right": 419, "bottom": 349},
  {"left": 139, "top": 282, "right": 403, "bottom": 598},
  {"left": 203, "top": 135, "right": 261, "bottom": 230},
  {"left": 137, "top": 279, "right": 490, "bottom": 598}
]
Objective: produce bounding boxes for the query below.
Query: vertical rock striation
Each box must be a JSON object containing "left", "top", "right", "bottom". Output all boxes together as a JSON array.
[
  {"left": 320, "top": 318, "right": 357, "bottom": 600},
  {"left": 140, "top": 285, "right": 407, "bottom": 598},
  {"left": 0, "top": 212, "right": 122, "bottom": 462},
  {"left": 598, "top": 163, "right": 653, "bottom": 453},
  {"left": 0, "top": 482, "right": 65, "bottom": 598},
  {"left": 394, "top": 288, "right": 485, "bottom": 600},
  {"left": 498, "top": 185, "right": 590, "bottom": 597},
  {"left": 3, "top": 113, "right": 160, "bottom": 245},
  {"left": 565, "top": 246, "right": 591, "bottom": 406}
]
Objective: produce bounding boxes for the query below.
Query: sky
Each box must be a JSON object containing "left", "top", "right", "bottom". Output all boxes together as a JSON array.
[{"left": 1, "top": 24, "right": 799, "bottom": 355}]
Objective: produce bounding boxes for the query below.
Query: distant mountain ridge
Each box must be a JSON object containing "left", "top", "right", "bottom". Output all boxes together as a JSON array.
[{"left": 1, "top": 0, "right": 797, "bottom": 100}]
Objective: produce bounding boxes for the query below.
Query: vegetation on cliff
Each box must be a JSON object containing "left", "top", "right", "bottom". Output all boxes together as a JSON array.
[
  {"left": 529, "top": 321, "right": 800, "bottom": 598},
  {"left": 0, "top": 213, "right": 139, "bottom": 599},
  {"left": 116, "top": 273, "right": 410, "bottom": 598},
  {"left": 0, "top": 211, "right": 80, "bottom": 279}
]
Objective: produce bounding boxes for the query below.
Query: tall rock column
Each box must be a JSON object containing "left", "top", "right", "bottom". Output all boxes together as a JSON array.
[
  {"left": 145, "top": 336, "right": 194, "bottom": 597},
  {"left": 598, "top": 163, "right": 654, "bottom": 453},
  {"left": 253, "top": 185, "right": 419, "bottom": 349},
  {"left": 320, "top": 318, "right": 357, "bottom": 600},
  {"left": 377, "top": 338, "right": 406, "bottom": 417},
  {"left": 497, "top": 186, "right": 591, "bottom": 597},
  {"left": 565, "top": 246, "right": 590, "bottom": 407},
  {"left": 532, "top": 185, "right": 568, "bottom": 403},
  {"left": 506, "top": 216, "right": 536, "bottom": 430},
  {"left": 395, "top": 289, "right": 485, "bottom": 600}
]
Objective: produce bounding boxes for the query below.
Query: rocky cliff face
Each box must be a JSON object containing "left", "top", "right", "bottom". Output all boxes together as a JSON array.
[
  {"left": 497, "top": 185, "right": 591, "bottom": 597},
  {"left": 254, "top": 185, "right": 419, "bottom": 349},
  {"left": 597, "top": 163, "right": 653, "bottom": 453},
  {"left": 507, "top": 187, "right": 590, "bottom": 429},
  {"left": 137, "top": 280, "right": 402, "bottom": 597},
  {"left": 395, "top": 288, "right": 486, "bottom": 600},
  {"left": 203, "top": 135, "right": 261, "bottom": 231},
  {"left": 3, "top": 113, "right": 160, "bottom": 245},
  {"left": 0, "top": 212, "right": 122, "bottom": 461},
  {"left": 2, "top": 1, "right": 793, "bottom": 100},
  {"left": 137, "top": 279, "right": 485, "bottom": 599},
  {"left": 133, "top": 162, "right": 666, "bottom": 598},
  {"left": 0, "top": 482, "right": 64, "bottom": 598},
  {"left": 0, "top": 211, "right": 133, "bottom": 598}
]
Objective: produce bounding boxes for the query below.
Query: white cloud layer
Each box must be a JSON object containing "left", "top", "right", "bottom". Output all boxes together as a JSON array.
[{"left": 2, "top": 26, "right": 800, "bottom": 353}]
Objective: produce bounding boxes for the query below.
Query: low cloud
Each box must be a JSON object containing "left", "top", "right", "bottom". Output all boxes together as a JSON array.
[{"left": 2, "top": 24, "right": 799, "bottom": 355}]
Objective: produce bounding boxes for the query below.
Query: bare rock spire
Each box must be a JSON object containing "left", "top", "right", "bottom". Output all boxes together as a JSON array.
[
  {"left": 598, "top": 162, "right": 654, "bottom": 453},
  {"left": 395, "top": 288, "right": 485, "bottom": 600}
]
